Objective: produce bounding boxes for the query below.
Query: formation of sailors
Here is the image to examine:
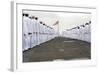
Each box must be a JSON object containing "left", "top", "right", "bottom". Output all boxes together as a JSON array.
[
  {"left": 22, "top": 13, "right": 56, "bottom": 51},
  {"left": 62, "top": 21, "right": 91, "bottom": 42},
  {"left": 22, "top": 13, "right": 91, "bottom": 51}
]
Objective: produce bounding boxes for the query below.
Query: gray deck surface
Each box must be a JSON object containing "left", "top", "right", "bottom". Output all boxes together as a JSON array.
[{"left": 23, "top": 37, "right": 91, "bottom": 62}]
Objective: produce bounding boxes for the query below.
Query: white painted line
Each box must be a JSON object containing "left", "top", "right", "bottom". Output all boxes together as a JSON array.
[{"left": 63, "top": 40, "right": 75, "bottom": 42}]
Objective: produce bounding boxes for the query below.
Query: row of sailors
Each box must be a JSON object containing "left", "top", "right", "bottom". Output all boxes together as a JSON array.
[
  {"left": 23, "top": 13, "right": 56, "bottom": 51},
  {"left": 62, "top": 21, "right": 91, "bottom": 42}
]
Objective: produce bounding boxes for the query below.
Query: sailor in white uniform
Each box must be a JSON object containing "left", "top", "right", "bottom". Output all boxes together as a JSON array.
[
  {"left": 39, "top": 21, "right": 42, "bottom": 44},
  {"left": 31, "top": 16, "right": 37, "bottom": 47},
  {"left": 88, "top": 21, "right": 91, "bottom": 42},
  {"left": 32, "top": 16, "right": 38, "bottom": 47},
  {"left": 27, "top": 16, "right": 33, "bottom": 48},
  {"left": 74, "top": 27, "right": 78, "bottom": 39},
  {"left": 84, "top": 22, "right": 91, "bottom": 42},
  {"left": 72, "top": 27, "right": 77, "bottom": 39},
  {"left": 22, "top": 13, "right": 30, "bottom": 51},
  {"left": 42, "top": 23, "right": 46, "bottom": 43},
  {"left": 42, "top": 23, "right": 45, "bottom": 43},
  {"left": 77, "top": 26, "right": 81, "bottom": 40},
  {"left": 40, "top": 21, "right": 45, "bottom": 43},
  {"left": 46, "top": 26, "right": 49, "bottom": 41},
  {"left": 34, "top": 17, "right": 40, "bottom": 45},
  {"left": 80, "top": 25, "right": 85, "bottom": 41}
]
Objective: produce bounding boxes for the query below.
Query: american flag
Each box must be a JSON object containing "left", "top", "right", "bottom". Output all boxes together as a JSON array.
[{"left": 53, "top": 20, "right": 59, "bottom": 26}]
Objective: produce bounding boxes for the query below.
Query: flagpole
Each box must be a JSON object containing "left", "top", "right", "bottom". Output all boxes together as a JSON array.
[{"left": 52, "top": 20, "right": 59, "bottom": 37}]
